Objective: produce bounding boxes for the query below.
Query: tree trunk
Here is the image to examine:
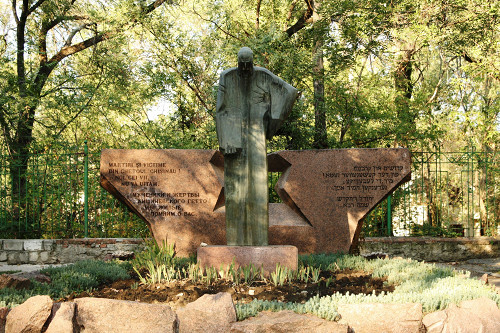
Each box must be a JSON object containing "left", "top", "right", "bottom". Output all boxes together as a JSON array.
[
  {"left": 394, "top": 46, "right": 416, "bottom": 146},
  {"left": 312, "top": 40, "right": 327, "bottom": 149}
]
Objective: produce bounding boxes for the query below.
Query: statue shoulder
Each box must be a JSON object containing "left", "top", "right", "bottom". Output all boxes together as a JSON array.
[
  {"left": 253, "top": 66, "right": 275, "bottom": 77},
  {"left": 219, "top": 67, "right": 238, "bottom": 81}
]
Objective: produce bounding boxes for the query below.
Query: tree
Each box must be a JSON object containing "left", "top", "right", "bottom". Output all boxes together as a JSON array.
[{"left": 0, "top": 0, "right": 169, "bottom": 229}]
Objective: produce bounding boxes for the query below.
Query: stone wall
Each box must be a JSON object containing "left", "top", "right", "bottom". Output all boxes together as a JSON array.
[
  {"left": 0, "top": 237, "right": 498, "bottom": 265},
  {"left": 0, "top": 239, "right": 144, "bottom": 265},
  {"left": 360, "top": 237, "right": 500, "bottom": 262}
]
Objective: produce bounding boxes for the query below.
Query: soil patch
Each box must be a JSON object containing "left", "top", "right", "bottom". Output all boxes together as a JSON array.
[{"left": 65, "top": 269, "right": 393, "bottom": 308}]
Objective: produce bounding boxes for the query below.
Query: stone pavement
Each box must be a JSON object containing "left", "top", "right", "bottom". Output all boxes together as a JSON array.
[
  {"left": 0, "top": 263, "right": 67, "bottom": 274},
  {"left": 436, "top": 257, "right": 500, "bottom": 292}
]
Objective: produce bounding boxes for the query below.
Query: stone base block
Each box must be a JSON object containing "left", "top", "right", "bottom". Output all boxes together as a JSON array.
[{"left": 197, "top": 245, "right": 298, "bottom": 274}]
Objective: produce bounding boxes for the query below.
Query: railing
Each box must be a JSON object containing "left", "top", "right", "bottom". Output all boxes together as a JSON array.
[
  {"left": 0, "top": 142, "right": 147, "bottom": 239},
  {"left": 363, "top": 147, "right": 499, "bottom": 237},
  {"left": 0, "top": 144, "right": 497, "bottom": 238}
]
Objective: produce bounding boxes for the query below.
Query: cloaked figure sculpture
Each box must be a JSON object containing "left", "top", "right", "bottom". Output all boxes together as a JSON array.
[{"left": 216, "top": 47, "right": 298, "bottom": 246}]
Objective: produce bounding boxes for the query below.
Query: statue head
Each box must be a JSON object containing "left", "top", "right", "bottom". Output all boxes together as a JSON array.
[{"left": 237, "top": 47, "right": 253, "bottom": 76}]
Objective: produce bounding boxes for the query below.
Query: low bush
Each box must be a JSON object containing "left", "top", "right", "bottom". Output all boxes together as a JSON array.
[
  {"left": 237, "top": 255, "right": 500, "bottom": 320},
  {"left": 0, "top": 260, "right": 130, "bottom": 308}
]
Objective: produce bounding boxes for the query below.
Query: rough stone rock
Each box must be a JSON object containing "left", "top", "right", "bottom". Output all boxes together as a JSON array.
[
  {"left": 74, "top": 297, "right": 178, "bottom": 332},
  {"left": 337, "top": 302, "right": 423, "bottom": 333},
  {"left": 100, "top": 149, "right": 225, "bottom": 256},
  {"left": 268, "top": 149, "right": 411, "bottom": 253},
  {"left": 0, "top": 307, "right": 9, "bottom": 333},
  {"left": 230, "top": 310, "right": 348, "bottom": 333},
  {"left": 5, "top": 295, "right": 53, "bottom": 333},
  {"left": 14, "top": 272, "right": 51, "bottom": 284},
  {"left": 177, "top": 292, "right": 236, "bottom": 333},
  {"left": 423, "top": 297, "right": 500, "bottom": 333},
  {"left": 361, "top": 252, "right": 389, "bottom": 260},
  {"left": 0, "top": 274, "right": 31, "bottom": 290},
  {"left": 45, "top": 302, "right": 75, "bottom": 333},
  {"left": 197, "top": 246, "right": 298, "bottom": 275}
]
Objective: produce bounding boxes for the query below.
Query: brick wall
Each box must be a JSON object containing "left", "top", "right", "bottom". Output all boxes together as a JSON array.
[{"left": 0, "top": 237, "right": 498, "bottom": 265}]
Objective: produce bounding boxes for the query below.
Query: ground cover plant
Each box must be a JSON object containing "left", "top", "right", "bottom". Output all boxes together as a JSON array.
[
  {"left": 0, "top": 260, "right": 130, "bottom": 308},
  {"left": 0, "top": 242, "right": 498, "bottom": 322}
]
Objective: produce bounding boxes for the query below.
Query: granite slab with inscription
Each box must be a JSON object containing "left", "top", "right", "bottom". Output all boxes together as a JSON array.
[
  {"left": 100, "top": 149, "right": 225, "bottom": 256},
  {"left": 101, "top": 148, "right": 410, "bottom": 255},
  {"left": 268, "top": 148, "right": 411, "bottom": 253}
]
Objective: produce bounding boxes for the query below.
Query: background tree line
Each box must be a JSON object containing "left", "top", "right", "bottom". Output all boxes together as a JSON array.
[{"left": 0, "top": 0, "right": 498, "bottom": 235}]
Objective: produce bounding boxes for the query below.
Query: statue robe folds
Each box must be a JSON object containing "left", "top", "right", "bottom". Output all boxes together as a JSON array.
[{"left": 216, "top": 67, "right": 298, "bottom": 245}]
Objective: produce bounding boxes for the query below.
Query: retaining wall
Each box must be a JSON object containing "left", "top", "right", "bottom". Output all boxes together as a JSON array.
[
  {"left": 0, "top": 237, "right": 498, "bottom": 265},
  {"left": 359, "top": 237, "right": 500, "bottom": 262},
  {"left": 0, "top": 239, "right": 145, "bottom": 265}
]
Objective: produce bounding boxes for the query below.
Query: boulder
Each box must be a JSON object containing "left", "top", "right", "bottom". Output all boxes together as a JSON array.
[
  {"left": 337, "top": 302, "right": 423, "bottom": 333},
  {"left": 45, "top": 302, "right": 75, "bottom": 333},
  {"left": 0, "top": 274, "right": 31, "bottom": 290},
  {"left": 13, "top": 272, "right": 51, "bottom": 284},
  {"left": 423, "top": 297, "right": 500, "bottom": 333},
  {"left": 230, "top": 310, "right": 349, "bottom": 333},
  {"left": 5, "top": 295, "right": 53, "bottom": 333},
  {"left": 74, "top": 297, "right": 178, "bottom": 332},
  {"left": 177, "top": 292, "right": 236, "bottom": 333},
  {"left": 0, "top": 307, "right": 9, "bottom": 333}
]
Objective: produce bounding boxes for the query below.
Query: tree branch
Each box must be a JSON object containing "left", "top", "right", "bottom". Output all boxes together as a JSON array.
[
  {"left": 65, "top": 23, "right": 92, "bottom": 46},
  {"left": 256, "top": 0, "right": 261, "bottom": 29},
  {"left": 12, "top": 0, "right": 19, "bottom": 24},
  {"left": 191, "top": 6, "right": 241, "bottom": 41},
  {"left": 287, "top": 0, "right": 299, "bottom": 21},
  {"left": 286, "top": 0, "right": 314, "bottom": 37},
  {"left": 53, "top": 78, "right": 104, "bottom": 138},
  {"left": 28, "top": 0, "right": 46, "bottom": 15}
]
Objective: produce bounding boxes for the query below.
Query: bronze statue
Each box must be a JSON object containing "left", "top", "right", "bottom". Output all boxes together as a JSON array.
[{"left": 216, "top": 47, "right": 298, "bottom": 245}]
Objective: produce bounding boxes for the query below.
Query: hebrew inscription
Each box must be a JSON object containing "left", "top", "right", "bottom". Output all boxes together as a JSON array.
[{"left": 268, "top": 148, "right": 411, "bottom": 253}]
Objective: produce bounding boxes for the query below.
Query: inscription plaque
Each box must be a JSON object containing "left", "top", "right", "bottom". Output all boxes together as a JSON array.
[
  {"left": 100, "top": 149, "right": 225, "bottom": 256},
  {"left": 101, "top": 148, "right": 411, "bottom": 255},
  {"left": 268, "top": 148, "right": 411, "bottom": 253}
]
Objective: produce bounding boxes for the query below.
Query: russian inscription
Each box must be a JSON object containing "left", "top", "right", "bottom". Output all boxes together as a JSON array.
[{"left": 100, "top": 149, "right": 225, "bottom": 256}]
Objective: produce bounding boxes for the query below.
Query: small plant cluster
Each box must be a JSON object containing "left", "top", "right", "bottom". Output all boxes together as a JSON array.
[
  {"left": 0, "top": 260, "right": 130, "bottom": 308},
  {"left": 131, "top": 241, "right": 334, "bottom": 288},
  {"left": 237, "top": 256, "right": 500, "bottom": 321}
]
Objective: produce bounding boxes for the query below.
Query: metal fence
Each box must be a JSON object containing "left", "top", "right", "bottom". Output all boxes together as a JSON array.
[
  {"left": 0, "top": 144, "right": 498, "bottom": 239},
  {"left": 0, "top": 142, "right": 148, "bottom": 239},
  {"left": 364, "top": 147, "right": 499, "bottom": 237}
]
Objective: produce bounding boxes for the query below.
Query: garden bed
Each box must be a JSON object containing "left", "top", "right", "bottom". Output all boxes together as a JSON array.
[{"left": 69, "top": 268, "right": 393, "bottom": 307}]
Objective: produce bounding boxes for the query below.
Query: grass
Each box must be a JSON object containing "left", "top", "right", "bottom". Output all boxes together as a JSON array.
[{"left": 236, "top": 255, "right": 500, "bottom": 321}]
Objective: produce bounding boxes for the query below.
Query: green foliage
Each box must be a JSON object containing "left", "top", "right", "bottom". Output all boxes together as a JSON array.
[
  {"left": 40, "top": 260, "right": 130, "bottom": 296},
  {"left": 237, "top": 254, "right": 500, "bottom": 321},
  {"left": 409, "top": 224, "right": 462, "bottom": 238},
  {"left": 0, "top": 260, "right": 130, "bottom": 308}
]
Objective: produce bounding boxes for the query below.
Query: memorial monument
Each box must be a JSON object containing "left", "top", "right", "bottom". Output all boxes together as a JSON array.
[
  {"left": 215, "top": 47, "right": 298, "bottom": 246},
  {"left": 100, "top": 48, "right": 412, "bottom": 264}
]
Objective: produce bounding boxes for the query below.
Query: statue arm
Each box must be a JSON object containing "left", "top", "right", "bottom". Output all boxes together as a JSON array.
[
  {"left": 265, "top": 72, "right": 299, "bottom": 139},
  {"left": 216, "top": 69, "right": 242, "bottom": 155}
]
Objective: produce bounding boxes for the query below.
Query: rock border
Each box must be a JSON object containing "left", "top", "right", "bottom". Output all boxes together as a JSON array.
[{"left": 2, "top": 293, "right": 500, "bottom": 333}]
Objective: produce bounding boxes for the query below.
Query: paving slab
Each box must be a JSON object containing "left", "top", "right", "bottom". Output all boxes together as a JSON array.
[{"left": 438, "top": 257, "right": 500, "bottom": 292}]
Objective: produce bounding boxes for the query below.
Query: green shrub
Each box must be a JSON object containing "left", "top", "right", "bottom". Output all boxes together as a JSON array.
[
  {"left": 236, "top": 254, "right": 500, "bottom": 321},
  {"left": 0, "top": 260, "right": 130, "bottom": 308}
]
